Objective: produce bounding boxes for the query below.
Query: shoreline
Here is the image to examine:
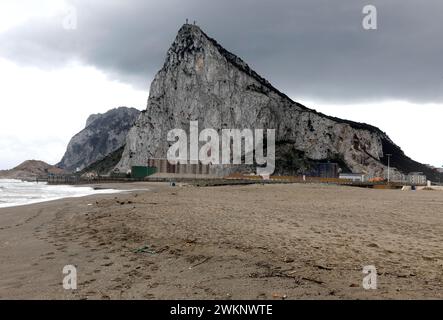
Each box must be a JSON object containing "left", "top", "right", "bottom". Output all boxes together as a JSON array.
[
  {"left": 0, "top": 182, "right": 442, "bottom": 299},
  {"left": 0, "top": 180, "right": 151, "bottom": 209}
]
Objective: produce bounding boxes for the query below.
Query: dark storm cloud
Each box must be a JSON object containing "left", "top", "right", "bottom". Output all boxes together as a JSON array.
[{"left": 1, "top": 0, "right": 442, "bottom": 103}]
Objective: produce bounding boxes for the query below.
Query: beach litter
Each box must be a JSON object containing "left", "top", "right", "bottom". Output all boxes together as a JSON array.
[
  {"left": 133, "top": 245, "right": 157, "bottom": 255},
  {"left": 272, "top": 293, "right": 287, "bottom": 300},
  {"left": 189, "top": 257, "right": 212, "bottom": 270}
]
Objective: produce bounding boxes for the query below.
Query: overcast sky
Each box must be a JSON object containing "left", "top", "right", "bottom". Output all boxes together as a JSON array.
[{"left": 0, "top": 0, "right": 442, "bottom": 170}]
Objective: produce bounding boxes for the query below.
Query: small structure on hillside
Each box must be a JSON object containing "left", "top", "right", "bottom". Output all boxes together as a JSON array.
[{"left": 81, "top": 171, "right": 98, "bottom": 179}]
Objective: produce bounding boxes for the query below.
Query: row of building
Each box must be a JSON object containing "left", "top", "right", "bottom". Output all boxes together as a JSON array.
[
  {"left": 338, "top": 172, "right": 426, "bottom": 184},
  {"left": 123, "top": 159, "right": 428, "bottom": 185},
  {"left": 313, "top": 162, "right": 428, "bottom": 184}
]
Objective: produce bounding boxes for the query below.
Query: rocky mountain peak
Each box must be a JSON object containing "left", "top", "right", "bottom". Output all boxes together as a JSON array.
[
  {"left": 163, "top": 24, "right": 206, "bottom": 69},
  {"left": 167, "top": 25, "right": 382, "bottom": 132},
  {"left": 85, "top": 113, "right": 101, "bottom": 128},
  {"left": 58, "top": 107, "right": 140, "bottom": 172},
  {"left": 166, "top": 24, "right": 278, "bottom": 98},
  {"left": 116, "top": 25, "right": 443, "bottom": 181}
]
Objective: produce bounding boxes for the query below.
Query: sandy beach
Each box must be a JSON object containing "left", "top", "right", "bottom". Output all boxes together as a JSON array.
[{"left": 0, "top": 182, "right": 442, "bottom": 299}]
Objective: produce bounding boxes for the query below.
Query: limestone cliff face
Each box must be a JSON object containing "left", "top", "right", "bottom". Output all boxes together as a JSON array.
[
  {"left": 58, "top": 107, "right": 140, "bottom": 172},
  {"left": 117, "top": 25, "right": 438, "bottom": 180}
]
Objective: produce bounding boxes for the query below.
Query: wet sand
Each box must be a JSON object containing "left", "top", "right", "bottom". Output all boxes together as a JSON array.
[{"left": 0, "top": 182, "right": 442, "bottom": 299}]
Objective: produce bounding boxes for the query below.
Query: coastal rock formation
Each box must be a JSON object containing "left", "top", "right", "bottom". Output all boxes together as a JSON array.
[
  {"left": 0, "top": 160, "right": 64, "bottom": 180},
  {"left": 80, "top": 146, "right": 126, "bottom": 176},
  {"left": 117, "top": 24, "right": 441, "bottom": 180},
  {"left": 58, "top": 107, "right": 140, "bottom": 172}
]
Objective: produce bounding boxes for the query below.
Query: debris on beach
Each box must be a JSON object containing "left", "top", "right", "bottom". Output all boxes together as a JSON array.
[
  {"left": 133, "top": 245, "right": 157, "bottom": 255},
  {"left": 189, "top": 257, "right": 211, "bottom": 270},
  {"left": 185, "top": 238, "right": 197, "bottom": 244},
  {"left": 272, "top": 293, "right": 288, "bottom": 300}
]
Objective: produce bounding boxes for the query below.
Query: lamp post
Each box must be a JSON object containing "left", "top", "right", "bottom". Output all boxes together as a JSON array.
[{"left": 386, "top": 154, "right": 392, "bottom": 183}]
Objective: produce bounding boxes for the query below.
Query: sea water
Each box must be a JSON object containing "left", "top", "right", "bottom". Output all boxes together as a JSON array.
[{"left": 0, "top": 179, "right": 120, "bottom": 208}]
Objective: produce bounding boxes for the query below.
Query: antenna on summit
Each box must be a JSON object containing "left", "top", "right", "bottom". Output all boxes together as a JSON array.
[{"left": 186, "top": 18, "right": 189, "bottom": 24}]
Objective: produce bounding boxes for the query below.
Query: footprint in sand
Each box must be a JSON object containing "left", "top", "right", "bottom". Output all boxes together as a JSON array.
[
  {"left": 81, "top": 279, "right": 96, "bottom": 285},
  {"left": 101, "top": 262, "right": 114, "bottom": 267},
  {"left": 143, "top": 293, "right": 155, "bottom": 299}
]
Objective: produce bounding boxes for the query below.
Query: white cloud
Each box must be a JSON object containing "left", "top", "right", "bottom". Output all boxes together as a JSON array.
[
  {"left": 0, "top": 58, "right": 147, "bottom": 169},
  {"left": 0, "top": 0, "right": 69, "bottom": 32}
]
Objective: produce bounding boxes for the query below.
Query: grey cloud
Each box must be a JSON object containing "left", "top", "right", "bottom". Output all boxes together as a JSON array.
[{"left": 1, "top": 0, "right": 442, "bottom": 103}]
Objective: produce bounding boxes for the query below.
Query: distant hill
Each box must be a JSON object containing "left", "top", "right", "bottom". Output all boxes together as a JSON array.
[
  {"left": 58, "top": 107, "right": 140, "bottom": 172},
  {"left": 0, "top": 160, "right": 64, "bottom": 180}
]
